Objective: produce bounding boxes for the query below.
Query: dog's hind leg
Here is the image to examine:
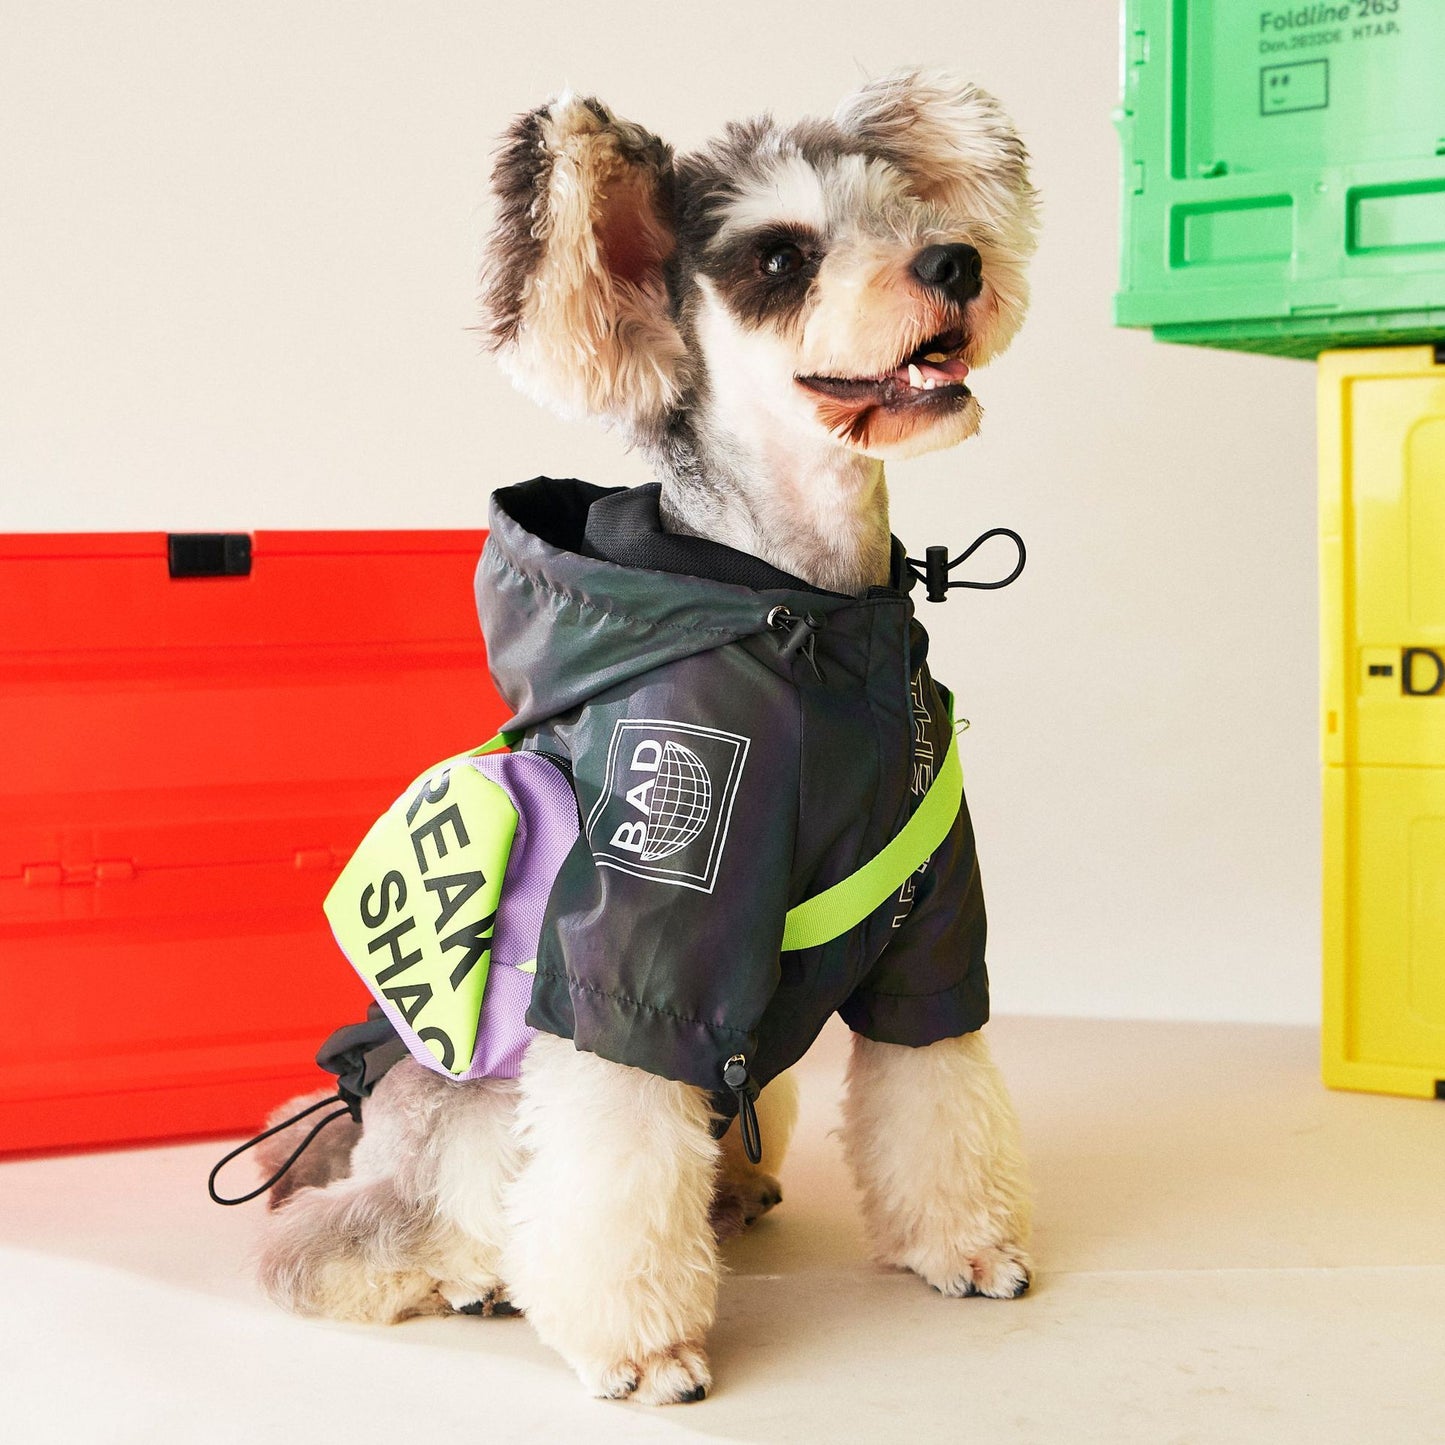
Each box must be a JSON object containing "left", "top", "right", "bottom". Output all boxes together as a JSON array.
[
  {"left": 841, "top": 1030, "right": 1032, "bottom": 1299},
  {"left": 504, "top": 1035, "right": 720, "bottom": 1405},
  {"left": 711, "top": 1068, "right": 798, "bottom": 1240},
  {"left": 255, "top": 1089, "right": 362, "bottom": 1211},
  {"left": 256, "top": 1170, "right": 447, "bottom": 1322},
  {"left": 423, "top": 1074, "right": 525, "bottom": 1315},
  {"left": 256, "top": 1061, "right": 522, "bottom": 1323}
]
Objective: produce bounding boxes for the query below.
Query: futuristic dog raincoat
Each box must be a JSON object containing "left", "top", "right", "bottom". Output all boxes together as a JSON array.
[{"left": 467, "top": 477, "right": 991, "bottom": 1115}]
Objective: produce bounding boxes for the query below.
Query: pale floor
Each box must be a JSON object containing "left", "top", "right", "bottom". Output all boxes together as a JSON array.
[{"left": 2, "top": 1016, "right": 1443, "bottom": 1445}]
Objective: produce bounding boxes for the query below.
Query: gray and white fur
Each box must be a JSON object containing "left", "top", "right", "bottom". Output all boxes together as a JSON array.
[{"left": 256, "top": 69, "right": 1038, "bottom": 1405}]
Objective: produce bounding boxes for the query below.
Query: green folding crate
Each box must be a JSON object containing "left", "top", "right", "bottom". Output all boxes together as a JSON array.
[{"left": 1115, "top": 0, "right": 1445, "bottom": 358}]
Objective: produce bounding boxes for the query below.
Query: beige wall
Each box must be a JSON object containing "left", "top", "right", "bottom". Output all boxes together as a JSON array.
[{"left": 0, "top": 2, "right": 1322, "bottom": 1024}]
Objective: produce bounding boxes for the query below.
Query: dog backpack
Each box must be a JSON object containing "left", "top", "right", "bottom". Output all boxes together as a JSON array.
[{"left": 323, "top": 734, "right": 578, "bottom": 1083}]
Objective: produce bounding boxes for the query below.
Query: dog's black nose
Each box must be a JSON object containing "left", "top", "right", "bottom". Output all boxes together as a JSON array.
[{"left": 911, "top": 243, "right": 983, "bottom": 303}]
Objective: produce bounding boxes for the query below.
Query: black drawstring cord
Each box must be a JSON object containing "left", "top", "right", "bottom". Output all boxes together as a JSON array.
[
  {"left": 906, "top": 528, "right": 1027, "bottom": 602},
  {"left": 722, "top": 1054, "right": 763, "bottom": 1165},
  {"left": 735, "top": 1090, "right": 762, "bottom": 1166},
  {"left": 207, "top": 1092, "right": 354, "bottom": 1206}
]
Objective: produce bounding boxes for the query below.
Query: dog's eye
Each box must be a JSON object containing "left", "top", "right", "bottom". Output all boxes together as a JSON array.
[{"left": 760, "top": 243, "right": 806, "bottom": 278}]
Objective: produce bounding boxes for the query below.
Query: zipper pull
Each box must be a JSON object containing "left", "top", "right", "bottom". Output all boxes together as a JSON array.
[{"left": 722, "top": 1053, "right": 763, "bottom": 1165}]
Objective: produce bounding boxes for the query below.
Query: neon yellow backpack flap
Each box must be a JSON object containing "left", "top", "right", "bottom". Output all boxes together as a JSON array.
[{"left": 323, "top": 738, "right": 581, "bottom": 1080}]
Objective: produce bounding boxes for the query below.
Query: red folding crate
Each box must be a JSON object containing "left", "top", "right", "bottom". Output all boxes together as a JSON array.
[{"left": 0, "top": 529, "right": 506, "bottom": 1155}]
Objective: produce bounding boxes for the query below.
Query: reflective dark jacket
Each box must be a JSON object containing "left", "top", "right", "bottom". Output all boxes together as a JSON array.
[{"left": 473, "top": 477, "right": 990, "bottom": 1115}]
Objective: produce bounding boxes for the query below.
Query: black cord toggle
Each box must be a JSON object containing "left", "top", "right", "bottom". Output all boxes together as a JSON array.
[
  {"left": 907, "top": 528, "right": 1027, "bottom": 602},
  {"left": 778, "top": 611, "right": 822, "bottom": 660},
  {"left": 767, "top": 607, "right": 825, "bottom": 681},
  {"left": 207, "top": 1091, "right": 355, "bottom": 1206},
  {"left": 722, "top": 1054, "right": 763, "bottom": 1165}
]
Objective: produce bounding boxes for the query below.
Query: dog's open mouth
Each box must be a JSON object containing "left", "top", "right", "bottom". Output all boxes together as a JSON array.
[{"left": 795, "top": 328, "right": 971, "bottom": 410}]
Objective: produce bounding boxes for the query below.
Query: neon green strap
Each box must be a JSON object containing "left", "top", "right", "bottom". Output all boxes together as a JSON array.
[
  {"left": 471, "top": 731, "right": 515, "bottom": 756},
  {"left": 780, "top": 732, "right": 963, "bottom": 953},
  {"left": 476, "top": 725, "right": 960, "bottom": 955}
]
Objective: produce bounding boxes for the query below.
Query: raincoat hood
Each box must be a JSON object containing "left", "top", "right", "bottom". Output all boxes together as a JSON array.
[{"left": 477, "top": 478, "right": 871, "bottom": 732}]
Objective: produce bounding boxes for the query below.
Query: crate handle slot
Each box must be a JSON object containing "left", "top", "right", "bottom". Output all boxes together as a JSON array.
[{"left": 168, "top": 533, "right": 252, "bottom": 579}]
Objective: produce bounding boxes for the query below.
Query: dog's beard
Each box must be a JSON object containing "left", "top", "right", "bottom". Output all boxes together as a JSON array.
[{"left": 808, "top": 386, "right": 980, "bottom": 456}]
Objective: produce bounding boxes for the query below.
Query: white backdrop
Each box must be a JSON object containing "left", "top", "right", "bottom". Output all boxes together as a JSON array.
[{"left": 0, "top": 1, "right": 1322, "bottom": 1024}]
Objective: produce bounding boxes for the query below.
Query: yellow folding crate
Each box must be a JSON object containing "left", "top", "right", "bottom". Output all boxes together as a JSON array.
[{"left": 1320, "top": 344, "right": 1445, "bottom": 1099}]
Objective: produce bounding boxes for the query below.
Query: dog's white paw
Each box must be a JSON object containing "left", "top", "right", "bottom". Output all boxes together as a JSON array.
[
  {"left": 589, "top": 1342, "right": 712, "bottom": 1405},
  {"left": 924, "top": 1243, "right": 1033, "bottom": 1300},
  {"left": 710, "top": 1170, "right": 783, "bottom": 1242}
]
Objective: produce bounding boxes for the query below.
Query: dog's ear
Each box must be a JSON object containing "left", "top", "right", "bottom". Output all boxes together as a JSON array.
[
  {"left": 833, "top": 70, "right": 1038, "bottom": 254},
  {"left": 480, "top": 93, "right": 686, "bottom": 433}
]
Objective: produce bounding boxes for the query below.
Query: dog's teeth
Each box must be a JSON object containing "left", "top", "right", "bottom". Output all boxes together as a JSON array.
[
  {"left": 923, "top": 352, "right": 948, "bottom": 363},
  {"left": 923, "top": 377, "right": 936, "bottom": 390},
  {"left": 907, "top": 363, "right": 923, "bottom": 389}
]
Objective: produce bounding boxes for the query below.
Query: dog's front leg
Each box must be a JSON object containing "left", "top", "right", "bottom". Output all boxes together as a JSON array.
[
  {"left": 841, "top": 1030, "right": 1033, "bottom": 1298},
  {"left": 505, "top": 1034, "right": 721, "bottom": 1404}
]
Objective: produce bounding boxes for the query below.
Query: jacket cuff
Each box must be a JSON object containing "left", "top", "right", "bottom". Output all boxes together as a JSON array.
[{"left": 838, "top": 971, "right": 990, "bottom": 1048}]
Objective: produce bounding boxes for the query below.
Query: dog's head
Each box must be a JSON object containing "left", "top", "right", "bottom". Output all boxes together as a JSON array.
[{"left": 480, "top": 71, "right": 1037, "bottom": 463}]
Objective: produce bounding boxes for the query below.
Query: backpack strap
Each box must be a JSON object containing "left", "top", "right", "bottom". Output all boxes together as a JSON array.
[
  {"left": 780, "top": 728, "right": 963, "bottom": 953},
  {"left": 469, "top": 730, "right": 517, "bottom": 756}
]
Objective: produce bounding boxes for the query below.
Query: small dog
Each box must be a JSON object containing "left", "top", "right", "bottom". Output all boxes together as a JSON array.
[{"left": 256, "top": 69, "right": 1038, "bottom": 1405}]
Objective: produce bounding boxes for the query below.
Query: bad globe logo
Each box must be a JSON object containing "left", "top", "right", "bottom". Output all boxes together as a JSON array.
[
  {"left": 588, "top": 720, "right": 749, "bottom": 892},
  {"left": 612, "top": 738, "right": 714, "bottom": 861}
]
